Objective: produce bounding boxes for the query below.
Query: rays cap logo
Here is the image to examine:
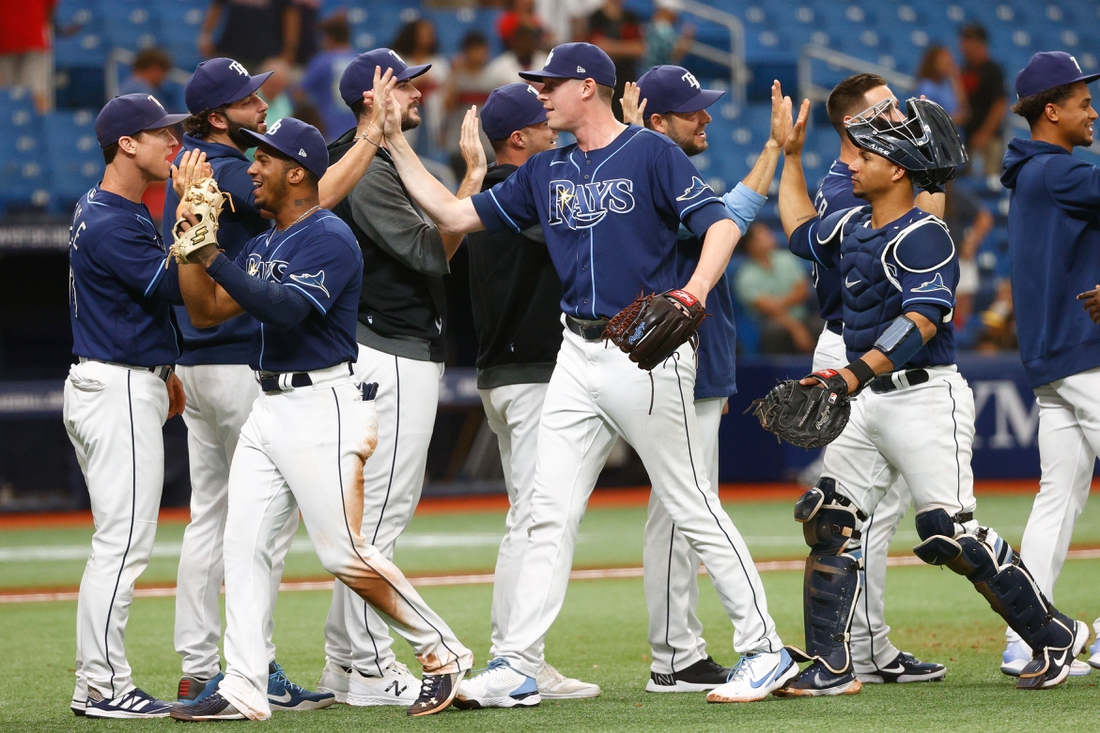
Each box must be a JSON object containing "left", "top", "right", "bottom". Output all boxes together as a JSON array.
[
  {"left": 339, "top": 47, "right": 432, "bottom": 107},
  {"left": 481, "top": 83, "right": 549, "bottom": 141},
  {"left": 1015, "top": 51, "right": 1100, "bottom": 100},
  {"left": 636, "top": 65, "right": 725, "bottom": 116},
  {"left": 94, "top": 93, "right": 189, "bottom": 148},
  {"left": 184, "top": 57, "right": 273, "bottom": 115},
  {"left": 241, "top": 117, "right": 330, "bottom": 179},
  {"left": 520, "top": 42, "right": 616, "bottom": 89}
]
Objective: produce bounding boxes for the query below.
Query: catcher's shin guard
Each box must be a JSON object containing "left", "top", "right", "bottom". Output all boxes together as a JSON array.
[{"left": 787, "top": 479, "right": 863, "bottom": 674}]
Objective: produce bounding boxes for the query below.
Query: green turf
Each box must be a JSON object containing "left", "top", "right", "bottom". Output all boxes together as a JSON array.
[{"left": 4, "top": 493, "right": 1099, "bottom": 590}]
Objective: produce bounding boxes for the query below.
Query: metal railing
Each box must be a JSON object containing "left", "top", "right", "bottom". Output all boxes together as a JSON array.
[
  {"left": 797, "top": 44, "right": 916, "bottom": 112},
  {"left": 679, "top": 0, "right": 747, "bottom": 106}
]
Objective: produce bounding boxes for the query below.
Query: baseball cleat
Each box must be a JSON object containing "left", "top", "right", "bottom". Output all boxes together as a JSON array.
[
  {"left": 70, "top": 697, "right": 86, "bottom": 717},
  {"left": 856, "top": 652, "right": 946, "bottom": 684},
  {"left": 347, "top": 661, "right": 420, "bottom": 706},
  {"left": 453, "top": 658, "right": 540, "bottom": 709},
  {"left": 177, "top": 671, "right": 224, "bottom": 703},
  {"left": 1003, "top": 638, "right": 1091, "bottom": 677},
  {"left": 1017, "top": 619, "right": 1089, "bottom": 690},
  {"left": 84, "top": 687, "right": 174, "bottom": 719},
  {"left": 317, "top": 659, "right": 352, "bottom": 703},
  {"left": 268, "top": 661, "right": 335, "bottom": 711},
  {"left": 706, "top": 649, "right": 798, "bottom": 703},
  {"left": 1088, "top": 618, "right": 1100, "bottom": 670},
  {"left": 407, "top": 669, "right": 467, "bottom": 717},
  {"left": 537, "top": 662, "right": 601, "bottom": 699},
  {"left": 170, "top": 691, "right": 247, "bottom": 721},
  {"left": 772, "top": 659, "right": 862, "bottom": 698},
  {"left": 646, "top": 655, "right": 732, "bottom": 693}
]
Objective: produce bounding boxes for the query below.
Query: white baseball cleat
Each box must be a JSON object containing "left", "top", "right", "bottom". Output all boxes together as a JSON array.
[
  {"left": 347, "top": 661, "right": 421, "bottom": 706},
  {"left": 317, "top": 659, "right": 352, "bottom": 703},
  {"left": 706, "top": 649, "right": 798, "bottom": 703},
  {"left": 1003, "top": 638, "right": 1091, "bottom": 677},
  {"left": 1089, "top": 618, "right": 1100, "bottom": 670},
  {"left": 537, "top": 662, "right": 601, "bottom": 699},
  {"left": 453, "top": 658, "right": 541, "bottom": 709}
]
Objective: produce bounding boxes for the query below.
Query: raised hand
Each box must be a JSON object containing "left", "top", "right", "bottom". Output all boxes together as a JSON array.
[
  {"left": 170, "top": 149, "right": 210, "bottom": 200},
  {"left": 361, "top": 66, "right": 396, "bottom": 144},
  {"left": 619, "top": 81, "right": 647, "bottom": 126},
  {"left": 459, "top": 106, "right": 487, "bottom": 178},
  {"left": 784, "top": 98, "right": 811, "bottom": 157}
]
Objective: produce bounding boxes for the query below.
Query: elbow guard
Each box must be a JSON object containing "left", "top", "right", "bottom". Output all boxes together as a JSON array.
[
  {"left": 872, "top": 314, "right": 924, "bottom": 368},
  {"left": 724, "top": 182, "right": 766, "bottom": 238}
]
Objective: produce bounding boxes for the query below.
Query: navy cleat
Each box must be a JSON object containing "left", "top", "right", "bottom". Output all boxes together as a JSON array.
[
  {"left": 407, "top": 669, "right": 467, "bottom": 717},
  {"left": 772, "top": 659, "right": 862, "bottom": 697},
  {"left": 170, "top": 692, "right": 246, "bottom": 721},
  {"left": 268, "top": 662, "right": 336, "bottom": 711},
  {"left": 857, "top": 652, "right": 946, "bottom": 684},
  {"left": 85, "top": 687, "right": 174, "bottom": 719},
  {"left": 178, "top": 672, "right": 225, "bottom": 703},
  {"left": 1017, "top": 619, "right": 1090, "bottom": 690}
]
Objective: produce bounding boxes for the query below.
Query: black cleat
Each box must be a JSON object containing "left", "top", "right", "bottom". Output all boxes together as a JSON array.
[
  {"left": 773, "top": 660, "right": 862, "bottom": 697},
  {"left": 407, "top": 670, "right": 466, "bottom": 717},
  {"left": 857, "top": 652, "right": 947, "bottom": 684},
  {"left": 170, "top": 692, "right": 247, "bottom": 721},
  {"left": 645, "top": 656, "right": 732, "bottom": 692}
]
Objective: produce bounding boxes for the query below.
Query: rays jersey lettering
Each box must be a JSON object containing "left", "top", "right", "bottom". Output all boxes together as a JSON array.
[
  {"left": 245, "top": 253, "right": 289, "bottom": 282},
  {"left": 547, "top": 178, "right": 635, "bottom": 229}
]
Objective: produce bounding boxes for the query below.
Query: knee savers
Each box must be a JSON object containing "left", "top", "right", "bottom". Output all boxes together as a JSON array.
[
  {"left": 795, "top": 478, "right": 862, "bottom": 555},
  {"left": 913, "top": 508, "right": 1011, "bottom": 581}
]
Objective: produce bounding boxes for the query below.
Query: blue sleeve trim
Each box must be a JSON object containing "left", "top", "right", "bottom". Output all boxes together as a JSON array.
[
  {"left": 286, "top": 282, "right": 327, "bottom": 314},
  {"left": 487, "top": 189, "right": 522, "bottom": 232},
  {"left": 902, "top": 296, "right": 953, "bottom": 309},
  {"left": 680, "top": 195, "right": 723, "bottom": 218},
  {"left": 143, "top": 257, "right": 171, "bottom": 297}
]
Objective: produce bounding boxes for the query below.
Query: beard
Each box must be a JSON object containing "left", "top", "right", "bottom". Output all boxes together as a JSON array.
[
  {"left": 401, "top": 107, "right": 422, "bottom": 132},
  {"left": 226, "top": 115, "right": 263, "bottom": 150},
  {"left": 668, "top": 127, "right": 706, "bottom": 157}
]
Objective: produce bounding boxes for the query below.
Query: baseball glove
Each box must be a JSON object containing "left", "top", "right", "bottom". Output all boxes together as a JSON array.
[
  {"left": 170, "top": 176, "right": 232, "bottom": 265},
  {"left": 747, "top": 370, "right": 851, "bottom": 449},
  {"left": 604, "top": 289, "right": 708, "bottom": 371}
]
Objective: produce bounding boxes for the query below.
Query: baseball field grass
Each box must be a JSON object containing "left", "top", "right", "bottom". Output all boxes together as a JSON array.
[{"left": 3, "top": 491, "right": 1099, "bottom": 732}]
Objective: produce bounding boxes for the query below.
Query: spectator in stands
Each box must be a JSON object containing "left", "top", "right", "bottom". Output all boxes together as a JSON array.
[
  {"left": 497, "top": 0, "right": 544, "bottom": 51},
  {"left": 585, "top": 0, "right": 645, "bottom": 117},
  {"left": 292, "top": 0, "right": 321, "bottom": 66},
  {"left": 0, "top": 0, "right": 54, "bottom": 113},
  {"left": 443, "top": 31, "right": 496, "bottom": 170},
  {"left": 975, "top": 279, "right": 1017, "bottom": 353},
  {"left": 734, "top": 223, "right": 817, "bottom": 354},
  {"left": 258, "top": 57, "right": 294, "bottom": 121},
  {"left": 537, "top": 0, "right": 602, "bottom": 46},
  {"left": 643, "top": 0, "right": 694, "bottom": 69},
  {"left": 485, "top": 26, "right": 547, "bottom": 88},
  {"left": 297, "top": 14, "right": 357, "bottom": 141},
  {"left": 392, "top": 19, "right": 450, "bottom": 154},
  {"left": 198, "top": 0, "right": 300, "bottom": 74},
  {"left": 120, "top": 48, "right": 184, "bottom": 113},
  {"left": 914, "top": 44, "right": 967, "bottom": 127},
  {"left": 958, "top": 24, "right": 1006, "bottom": 176},
  {"left": 943, "top": 183, "right": 993, "bottom": 330}
]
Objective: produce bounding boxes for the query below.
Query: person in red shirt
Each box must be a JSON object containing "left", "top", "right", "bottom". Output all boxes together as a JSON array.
[{"left": 0, "top": 0, "right": 55, "bottom": 112}]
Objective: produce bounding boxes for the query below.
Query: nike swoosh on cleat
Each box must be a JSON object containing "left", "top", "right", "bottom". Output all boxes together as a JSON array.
[
  {"left": 748, "top": 664, "right": 784, "bottom": 689},
  {"left": 269, "top": 691, "right": 293, "bottom": 703},
  {"left": 877, "top": 664, "right": 905, "bottom": 675}
]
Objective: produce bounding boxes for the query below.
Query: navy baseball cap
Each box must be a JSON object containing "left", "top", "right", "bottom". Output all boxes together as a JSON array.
[
  {"left": 637, "top": 65, "right": 724, "bottom": 115},
  {"left": 185, "top": 57, "right": 273, "bottom": 114},
  {"left": 95, "top": 93, "right": 189, "bottom": 149},
  {"left": 1015, "top": 51, "right": 1100, "bottom": 100},
  {"left": 519, "top": 42, "right": 616, "bottom": 88},
  {"left": 240, "top": 117, "right": 329, "bottom": 179},
  {"left": 339, "top": 48, "right": 431, "bottom": 107},
  {"left": 481, "top": 83, "right": 548, "bottom": 141}
]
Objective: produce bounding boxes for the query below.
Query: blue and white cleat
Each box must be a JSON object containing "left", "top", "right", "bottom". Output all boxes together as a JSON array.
[
  {"left": 706, "top": 649, "right": 799, "bottom": 703},
  {"left": 268, "top": 662, "right": 336, "bottom": 711},
  {"left": 85, "top": 687, "right": 174, "bottom": 719},
  {"left": 453, "top": 658, "right": 541, "bottom": 709},
  {"left": 1002, "top": 638, "right": 1090, "bottom": 678}
]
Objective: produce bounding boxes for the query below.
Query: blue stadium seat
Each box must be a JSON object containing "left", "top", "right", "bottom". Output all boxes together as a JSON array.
[
  {"left": 0, "top": 107, "right": 50, "bottom": 212},
  {"left": 102, "top": 3, "right": 161, "bottom": 51},
  {"left": 44, "top": 111, "right": 103, "bottom": 212},
  {"left": 159, "top": 1, "right": 205, "bottom": 73},
  {"left": 0, "top": 88, "right": 36, "bottom": 120},
  {"left": 427, "top": 8, "right": 502, "bottom": 57}
]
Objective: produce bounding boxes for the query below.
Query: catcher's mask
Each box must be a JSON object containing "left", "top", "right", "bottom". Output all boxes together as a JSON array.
[{"left": 845, "top": 98, "right": 968, "bottom": 192}]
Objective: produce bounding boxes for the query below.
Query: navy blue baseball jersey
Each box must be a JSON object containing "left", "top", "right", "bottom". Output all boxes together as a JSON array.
[
  {"left": 470, "top": 125, "right": 731, "bottom": 320},
  {"left": 789, "top": 206, "right": 958, "bottom": 367},
  {"left": 676, "top": 228, "right": 736, "bottom": 399},
  {"left": 808, "top": 159, "right": 863, "bottom": 325},
  {"left": 233, "top": 211, "right": 362, "bottom": 372},
  {"left": 69, "top": 186, "right": 183, "bottom": 367},
  {"left": 164, "top": 135, "right": 270, "bottom": 366}
]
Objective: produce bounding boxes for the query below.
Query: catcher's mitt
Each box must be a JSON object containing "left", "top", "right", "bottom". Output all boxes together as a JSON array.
[
  {"left": 170, "top": 176, "right": 233, "bottom": 265},
  {"left": 747, "top": 370, "right": 851, "bottom": 449},
  {"left": 605, "top": 289, "right": 708, "bottom": 371}
]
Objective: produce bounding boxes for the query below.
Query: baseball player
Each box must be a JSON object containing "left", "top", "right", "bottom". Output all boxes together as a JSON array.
[
  {"left": 464, "top": 82, "right": 601, "bottom": 700},
  {"left": 66, "top": 93, "right": 189, "bottom": 718},
  {"left": 802, "top": 73, "right": 946, "bottom": 685},
  {"left": 1000, "top": 51, "right": 1100, "bottom": 675},
  {"left": 163, "top": 57, "right": 396, "bottom": 709},
  {"left": 167, "top": 117, "right": 474, "bottom": 721},
  {"left": 777, "top": 94, "right": 1089, "bottom": 695},
  {"left": 382, "top": 42, "right": 799, "bottom": 706},
  {"left": 621, "top": 66, "right": 782, "bottom": 692},
  {"left": 316, "top": 48, "right": 484, "bottom": 707}
]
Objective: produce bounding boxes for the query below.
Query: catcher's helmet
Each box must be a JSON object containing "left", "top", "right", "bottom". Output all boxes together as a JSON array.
[{"left": 845, "top": 98, "right": 969, "bottom": 192}]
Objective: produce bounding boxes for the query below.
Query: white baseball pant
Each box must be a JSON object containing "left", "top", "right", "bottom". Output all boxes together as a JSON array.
[
  {"left": 323, "top": 345, "right": 442, "bottom": 676},
  {"left": 479, "top": 381, "right": 551, "bottom": 658},
  {"left": 495, "top": 326, "right": 782, "bottom": 677},
  {"left": 174, "top": 364, "right": 299, "bottom": 680},
  {"left": 643, "top": 396, "right": 727, "bottom": 674},
  {"left": 1005, "top": 366, "right": 1100, "bottom": 645},
  {"left": 217, "top": 366, "right": 471, "bottom": 720},
  {"left": 813, "top": 325, "right": 911, "bottom": 671},
  {"left": 64, "top": 360, "right": 169, "bottom": 702}
]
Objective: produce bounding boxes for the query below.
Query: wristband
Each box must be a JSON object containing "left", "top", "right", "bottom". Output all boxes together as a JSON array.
[
  {"left": 722, "top": 182, "right": 766, "bottom": 237},
  {"left": 844, "top": 359, "right": 876, "bottom": 394}
]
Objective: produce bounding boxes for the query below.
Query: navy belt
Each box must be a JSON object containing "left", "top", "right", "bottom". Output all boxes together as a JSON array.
[
  {"left": 869, "top": 368, "right": 929, "bottom": 394},
  {"left": 259, "top": 372, "right": 313, "bottom": 394},
  {"left": 566, "top": 315, "right": 608, "bottom": 342},
  {"left": 826, "top": 319, "right": 843, "bottom": 335}
]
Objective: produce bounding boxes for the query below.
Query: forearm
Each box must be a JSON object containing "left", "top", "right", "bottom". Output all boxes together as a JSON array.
[
  {"left": 741, "top": 140, "right": 782, "bottom": 197},
  {"left": 685, "top": 219, "right": 738, "bottom": 303},
  {"left": 438, "top": 163, "right": 487, "bottom": 260},
  {"left": 179, "top": 253, "right": 244, "bottom": 327},
  {"left": 206, "top": 254, "right": 311, "bottom": 330},
  {"left": 318, "top": 135, "right": 382, "bottom": 210},
  {"left": 386, "top": 133, "right": 484, "bottom": 235},
  {"left": 778, "top": 153, "right": 817, "bottom": 239},
  {"left": 839, "top": 311, "right": 937, "bottom": 392}
]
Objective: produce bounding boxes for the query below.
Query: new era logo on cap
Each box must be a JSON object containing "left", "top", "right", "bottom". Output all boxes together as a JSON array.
[
  {"left": 240, "top": 117, "right": 329, "bottom": 179},
  {"left": 519, "top": 42, "right": 616, "bottom": 89}
]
